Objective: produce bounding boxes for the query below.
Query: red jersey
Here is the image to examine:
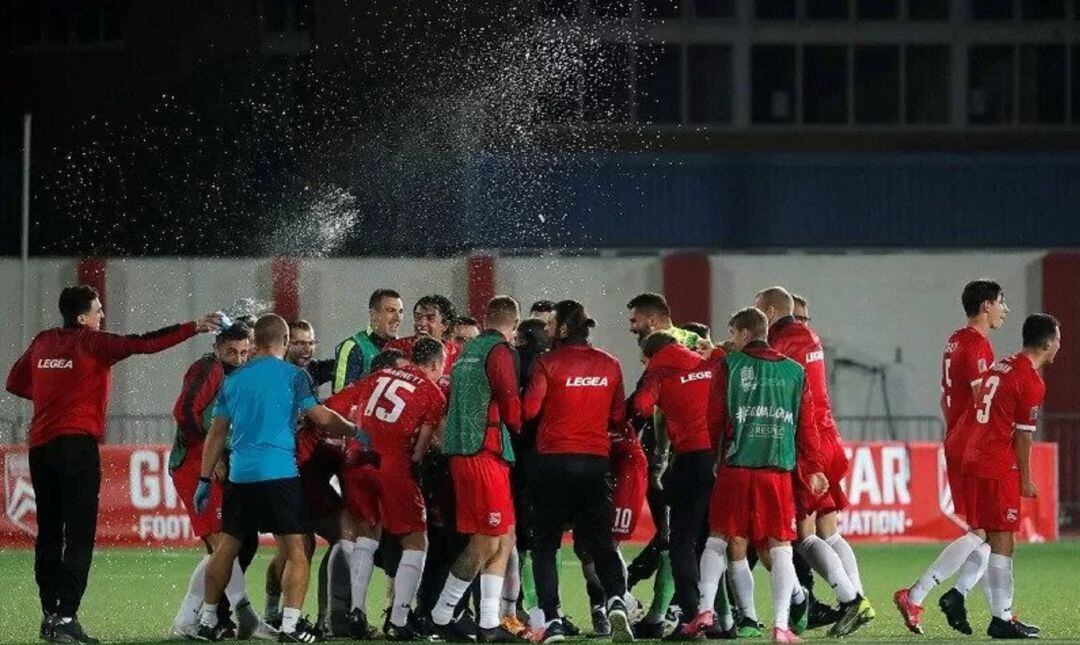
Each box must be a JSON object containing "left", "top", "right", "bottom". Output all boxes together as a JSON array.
[
  {"left": 523, "top": 341, "right": 626, "bottom": 457},
  {"left": 942, "top": 326, "right": 995, "bottom": 434},
  {"left": 385, "top": 336, "right": 462, "bottom": 376},
  {"left": 962, "top": 353, "right": 1045, "bottom": 480},
  {"left": 633, "top": 342, "right": 713, "bottom": 454},
  {"left": 707, "top": 341, "right": 824, "bottom": 478},
  {"left": 768, "top": 317, "right": 841, "bottom": 456},
  {"left": 352, "top": 365, "right": 446, "bottom": 467},
  {"left": 172, "top": 355, "right": 225, "bottom": 452},
  {"left": 7, "top": 323, "right": 198, "bottom": 448}
]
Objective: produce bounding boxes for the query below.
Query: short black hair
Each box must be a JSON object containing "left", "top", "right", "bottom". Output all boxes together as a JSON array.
[
  {"left": 216, "top": 322, "right": 253, "bottom": 345},
  {"left": 369, "top": 289, "right": 402, "bottom": 311},
  {"left": 530, "top": 300, "right": 556, "bottom": 314},
  {"left": 554, "top": 300, "right": 596, "bottom": 343},
  {"left": 680, "top": 322, "right": 711, "bottom": 341},
  {"left": 517, "top": 317, "right": 549, "bottom": 349},
  {"left": 961, "top": 280, "right": 1003, "bottom": 317},
  {"left": 1022, "top": 313, "right": 1059, "bottom": 349},
  {"left": 59, "top": 285, "right": 99, "bottom": 327},
  {"left": 415, "top": 295, "right": 456, "bottom": 324},
  {"left": 371, "top": 348, "right": 407, "bottom": 371},
  {"left": 627, "top": 292, "right": 670, "bottom": 316},
  {"left": 642, "top": 331, "right": 679, "bottom": 358},
  {"left": 412, "top": 337, "right": 446, "bottom": 366},
  {"left": 454, "top": 315, "right": 478, "bottom": 328}
]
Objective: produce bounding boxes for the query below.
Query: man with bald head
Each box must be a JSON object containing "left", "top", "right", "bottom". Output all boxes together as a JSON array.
[
  {"left": 755, "top": 287, "right": 873, "bottom": 636},
  {"left": 194, "top": 314, "right": 364, "bottom": 643}
]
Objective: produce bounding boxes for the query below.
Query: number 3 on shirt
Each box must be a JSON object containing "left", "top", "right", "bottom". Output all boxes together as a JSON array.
[
  {"left": 975, "top": 375, "right": 1001, "bottom": 424},
  {"left": 363, "top": 376, "right": 417, "bottom": 423}
]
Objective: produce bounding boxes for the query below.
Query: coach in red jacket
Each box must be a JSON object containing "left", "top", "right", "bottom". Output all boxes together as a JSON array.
[
  {"left": 5, "top": 285, "right": 219, "bottom": 644},
  {"left": 632, "top": 332, "right": 717, "bottom": 632},
  {"left": 523, "top": 300, "right": 632, "bottom": 642}
]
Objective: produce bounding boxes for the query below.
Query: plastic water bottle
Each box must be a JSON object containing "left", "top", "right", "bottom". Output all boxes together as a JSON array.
[{"left": 214, "top": 311, "right": 233, "bottom": 334}]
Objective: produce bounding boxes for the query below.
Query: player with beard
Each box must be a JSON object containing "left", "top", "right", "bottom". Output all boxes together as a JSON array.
[
  {"left": 625, "top": 293, "right": 701, "bottom": 634},
  {"left": 286, "top": 320, "right": 335, "bottom": 390},
  {"left": 167, "top": 323, "right": 274, "bottom": 641},
  {"left": 387, "top": 295, "right": 462, "bottom": 380},
  {"left": 524, "top": 300, "right": 632, "bottom": 643},
  {"left": 332, "top": 290, "right": 404, "bottom": 393},
  {"left": 755, "top": 287, "right": 872, "bottom": 639},
  {"left": 895, "top": 279, "right": 1009, "bottom": 635},
  {"left": 631, "top": 331, "right": 732, "bottom": 640}
]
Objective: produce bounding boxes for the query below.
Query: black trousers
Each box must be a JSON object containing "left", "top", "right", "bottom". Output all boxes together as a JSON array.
[
  {"left": 532, "top": 454, "right": 626, "bottom": 621},
  {"left": 664, "top": 450, "right": 715, "bottom": 615},
  {"left": 29, "top": 435, "right": 101, "bottom": 618}
]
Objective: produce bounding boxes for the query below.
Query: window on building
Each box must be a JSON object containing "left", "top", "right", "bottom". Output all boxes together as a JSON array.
[
  {"left": 972, "top": 0, "right": 1013, "bottom": 20},
  {"left": 905, "top": 45, "right": 950, "bottom": 123},
  {"left": 807, "top": 0, "right": 849, "bottom": 20},
  {"left": 1019, "top": 44, "right": 1065, "bottom": 123},
  {"left": 691, "top": 0, "right": 735, "bottom": 17},
  {"left": 688, "top": 45, "right": 733, "bottom": 122},
  {"left": 74, "top": 8, "right": 100, "bottom": 43},
  {"left": 968, "top": 45, "right": 1015, "bottom": 123},
  {"left": 538, "top": 0, "right": 580, "bottom": 18},
  {"left": 752, "top": 45, "right": 796, "bottom": 123},
  {"left": 1021, "top": 0, "right": 1065, "bottom": 20},
  {"left": 857, "top": 0, "right": 898, "bottom": 20},
  {"left": 907, "top": 0, "right": 950, "bottom": 20},
  {"left": 755, "top": 0, "right": 797, "bottom": 20},
  {"left": 536, "top": 42, "right": 581, "bottom": 122},
  {"left": 636, "top": 43, "right": 682, "bottom": 123},
  {"left": 803, "top": 45, "right": 848, "bottom": 123},
  {"left": 591, "top": 0, "right": 632, "bottom": 18},
  {"left": 643, "top": 0, "right": 683, "bottom": 18},
  {"left": 583, "top": 42, "right": 631, "bottom": 122},
  {"left": 855, "top": 45, "right": 900, "bottom": 123}
]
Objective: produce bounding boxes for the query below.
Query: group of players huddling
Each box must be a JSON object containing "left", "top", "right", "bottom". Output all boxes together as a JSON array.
[{"left": 161, "top": 281, "right": 1058, "bottom": 644}]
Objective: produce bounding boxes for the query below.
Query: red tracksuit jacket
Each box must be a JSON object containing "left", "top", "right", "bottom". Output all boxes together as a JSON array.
[
  {"left": 523, "top": 340, "right": 626, "bottom": 457},
  {"left": 7, "top": 323, "right": 198, "bottom": 447},
  {"left": 632, "top": 342, "right": 715, "bottom": 454}
]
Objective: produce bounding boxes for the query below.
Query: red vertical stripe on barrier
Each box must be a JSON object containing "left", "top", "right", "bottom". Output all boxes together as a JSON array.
[
  {"left": 1041, "top": 252, "right": 1080, "bottom": 414},
  {"left": 468, "top": 255, "right": 495, "bottom": 320},
  {"left": 77, "top": 258, "right": 107, "bottom": 326},
  {"left": 271, "top": 257, "right": 299, "bottom": 322},
  {"left": 662, "top": 253, "right": 711, "bottom": 328}
]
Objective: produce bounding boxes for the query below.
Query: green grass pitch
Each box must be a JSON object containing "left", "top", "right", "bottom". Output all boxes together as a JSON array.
[{"left": 0, "top": 542, "right": 1078, "bottom": 643}]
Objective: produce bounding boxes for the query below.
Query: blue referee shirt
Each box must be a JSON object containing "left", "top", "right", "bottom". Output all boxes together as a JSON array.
[{"left": 213, "top": 355, "right": 318, "bottom": 483}]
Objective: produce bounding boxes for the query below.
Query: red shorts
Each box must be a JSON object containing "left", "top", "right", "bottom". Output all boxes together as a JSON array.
[
  {"left": 450, "top": 453, "right": 514, "bottom": 536},
  {"left": 375, "top": 463, "right": 428, "bottom": 535},
  {"left": 612, "top": 459, "right": 647, "bottom": 541},
  {"left": 945, "top": 451, "right": 968, "bottom": 518},
  {"left": 710, "top": 466, "right": 796, "bottom": 546},
  {"left": 170, "top": 457, "right": 223, "bottom": 539},
  {"left": 343, "top": 465, "right": 381, "bottom": 527},
  {"left": 299, "top": 463, "right": 344, "bottom": 522},
  {"left": 965, "top": 471, "right": 1021, "bottom": 533},
  {"left": 795, "top": 451, "right": 850, "bottom": 519}
]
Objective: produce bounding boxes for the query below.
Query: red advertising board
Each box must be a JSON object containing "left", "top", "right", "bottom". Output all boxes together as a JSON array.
[{"left": 0, "top": 442, "right": 1058, "bottom": 547}]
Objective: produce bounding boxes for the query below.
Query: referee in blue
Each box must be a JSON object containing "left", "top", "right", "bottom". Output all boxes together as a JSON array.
[{"left": 192, "top": 314, "right": 364, "bottom": 643}]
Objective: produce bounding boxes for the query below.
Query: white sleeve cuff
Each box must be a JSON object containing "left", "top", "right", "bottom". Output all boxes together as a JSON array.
[{"left": 1014, "top": 423, "right": 1037, "bottom": 433}]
